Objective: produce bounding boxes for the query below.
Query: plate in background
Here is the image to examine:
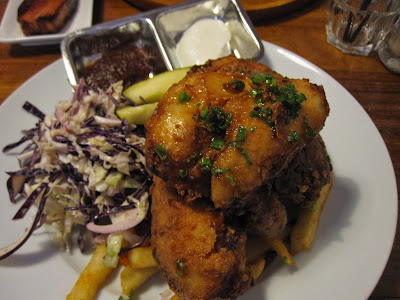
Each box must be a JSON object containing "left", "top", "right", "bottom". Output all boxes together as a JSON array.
[{"left": 0, "top": 0, "right": 94, "bottom": 46}]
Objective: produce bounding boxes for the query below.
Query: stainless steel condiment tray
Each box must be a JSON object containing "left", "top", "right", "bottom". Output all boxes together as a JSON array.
[{"left": 61, "top": 0, "right": 264, "bottom": 86}]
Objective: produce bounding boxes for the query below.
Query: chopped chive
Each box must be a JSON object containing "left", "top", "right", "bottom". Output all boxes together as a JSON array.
[
  {"left": 210, "top": 138, "right": 224, "bottom": 150},
  {"left": 288, "top": 131, "right": 301, "bottom": 143},
  {"left": 225, "top": 174, "right": 236, "bottom": 186},
  {"left": 251, "top": 73, "right": 268, "bottom": 85},
  {"left": 200, "top": 157, "right": 213, "bottom": 171},
  {"left": 200, "top": 106, "right": 232, "bottom": 134},
  {"left": 255, "top": 98, "right": 265, "bottom": 104},
  {"left": 179, "top": 169, "right": 188, "bottom": 178},
  {"left": 175, "top": 259, "right": 185, "bottom": 276},
  {"left": 227, "top": 141, "right": 252, "bottom": 165},
  {"left": 230, "top": 79, "right": 245, "bottom": 91},
  {"left": 178, "top": 92, "right": 191, "bottom": 103},
  {"left": 236, "top": 126, "right": 247, "bottom": 143},
  {"left": 304, "top": 116, "right": 317, "bottom": 138},
  {"left": 155, "top": 145, "right": 168, "bottom": 161},
  {"left": 250, "top": 89, "right": 263, "bottom": 97},
  {"left": 212, "top": 168, "right": 231, "bottom": 174}
]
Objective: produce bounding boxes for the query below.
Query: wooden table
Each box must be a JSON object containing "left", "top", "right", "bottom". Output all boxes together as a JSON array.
[{"left": 0, "top": 0, "right": 398, "bottom": 298}]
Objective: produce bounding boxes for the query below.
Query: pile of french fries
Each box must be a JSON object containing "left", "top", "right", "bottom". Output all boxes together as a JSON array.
[{"left": 66, "top": 176, "right": 332, "bottom": 299}]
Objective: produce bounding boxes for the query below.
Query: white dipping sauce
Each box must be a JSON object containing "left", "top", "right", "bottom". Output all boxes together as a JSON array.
[{"left": 176, "top": 18, "right": 232, "bottom": 67}]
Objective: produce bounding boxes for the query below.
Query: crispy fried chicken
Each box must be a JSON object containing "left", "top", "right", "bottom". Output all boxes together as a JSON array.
[{"left": 146, "top": 56, "right": 331, "bottom": 299}]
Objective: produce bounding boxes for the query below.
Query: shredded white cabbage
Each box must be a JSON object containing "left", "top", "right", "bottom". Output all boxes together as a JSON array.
[{"left": 13, "top": 81, "right": 151, "bottom": 256}]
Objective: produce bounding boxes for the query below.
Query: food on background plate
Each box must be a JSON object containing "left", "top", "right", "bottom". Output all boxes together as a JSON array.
[
  {"left": 146, "top": 56, "right": 332, "bottom": 299},
  {"left": 1, "top": 55, "right": 332, "bottom": 299},
  {"left": 17, "top": 0, "right": 78, "bottom": 36}
]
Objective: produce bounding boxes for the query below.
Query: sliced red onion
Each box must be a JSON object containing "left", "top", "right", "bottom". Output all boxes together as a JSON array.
[{"left": 86, "top": 201, "right": 148, "bottom": 234}]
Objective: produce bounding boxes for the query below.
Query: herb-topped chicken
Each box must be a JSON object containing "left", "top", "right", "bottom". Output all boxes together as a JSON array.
[
  {"left": 145, "top": 56, "right": 329, "bottom": 210},
  {"left": 146, "top": 56, "right": 331, "bottom": 299}
]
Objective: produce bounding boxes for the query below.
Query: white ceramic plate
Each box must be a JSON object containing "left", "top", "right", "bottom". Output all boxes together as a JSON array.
[
  {"left": 0, "top": 0, "right": 93, "bottom": 45},
  {"left": 0, "top": 41, "right": 397, "bottom": 299}
]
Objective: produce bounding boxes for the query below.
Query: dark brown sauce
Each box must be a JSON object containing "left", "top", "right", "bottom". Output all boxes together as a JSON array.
[{"left": 71, "top": 31, "right": 167, "bottom": 89}]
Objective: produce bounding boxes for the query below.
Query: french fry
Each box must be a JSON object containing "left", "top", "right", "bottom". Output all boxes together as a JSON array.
[
  {"left": 66, "top": 244, "right": 114, "bottom": 300},
  {"left": 270, "top": 238, "right": 296, "bottom": 266},
  {"left": 120, "top": 265, "right": 158, "bottom": 295},
  {"left": 171, "top": 296, "right": 181, "bottom": 300},
  {"left": 249, "top": 257, "right": 266, "bottom": 281},
  {"left": 290, "top": 175, "right": 333, "bottom": 255},
  {"left": 127, "top": 246, "right": 157, "bottom": 269}
]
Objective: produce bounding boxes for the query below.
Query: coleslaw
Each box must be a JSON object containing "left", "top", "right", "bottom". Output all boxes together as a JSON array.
[{"left": 1, "top": 79, "right": 152, "bottom": 266}]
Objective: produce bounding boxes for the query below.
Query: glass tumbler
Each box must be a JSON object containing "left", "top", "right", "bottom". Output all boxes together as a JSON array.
[
  {"left": 326, "top": 0, "right": 400, "bottom": 56},
  {"left": 378, "top": 19, "right": 400, "bottom": 73}
]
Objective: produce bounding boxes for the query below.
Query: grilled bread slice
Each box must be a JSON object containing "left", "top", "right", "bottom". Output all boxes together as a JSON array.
[{"left": 17, "top": 0, "right": 78, "bottom": 36}]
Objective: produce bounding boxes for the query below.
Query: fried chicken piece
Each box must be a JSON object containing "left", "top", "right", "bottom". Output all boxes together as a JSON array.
[
  {"left": 150, "top": 176, "right": 253, "bottom": 300},
  {"left": 17, "top": 0, "right": 78, "bottom": 36},
  {"left": 145, "top": 56, "right": 329, "bottom": 209},
  {"left": 273, "top": 135, "right": 332, "bottom": 208}
]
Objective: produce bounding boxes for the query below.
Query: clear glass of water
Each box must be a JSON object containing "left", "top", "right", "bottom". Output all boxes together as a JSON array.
[
  {"left": 378, "top": 19, "right": 400, "bottom": 73},
  {"left": 326, "top": 0, "right": 400, "bottom": 56}
]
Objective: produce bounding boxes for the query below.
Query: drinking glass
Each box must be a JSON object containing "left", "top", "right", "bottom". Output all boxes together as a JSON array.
[
  {"left": 378, "top": 19, "right": 400, "bottom": 73},
  {"left": 326, "top": 0, "right": 400, "bottom": 56}
]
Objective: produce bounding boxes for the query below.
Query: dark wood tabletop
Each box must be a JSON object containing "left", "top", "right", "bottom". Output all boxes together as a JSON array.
[{"left": 0, "top": 0, "right": 398, "bottom": 298}]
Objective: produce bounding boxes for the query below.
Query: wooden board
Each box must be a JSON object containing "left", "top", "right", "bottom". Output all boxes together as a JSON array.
[{"left": 124, "top": 0, "right": 318, "bottom": 21}]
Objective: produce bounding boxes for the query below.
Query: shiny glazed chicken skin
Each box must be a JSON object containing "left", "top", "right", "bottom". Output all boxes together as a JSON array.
[{"left": 145, "top": 56, "right": 330, "bottom": 210}]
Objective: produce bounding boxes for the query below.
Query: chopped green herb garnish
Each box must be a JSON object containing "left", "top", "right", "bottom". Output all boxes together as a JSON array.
[
  {"left": 118, "top": 289, "right": 134, "bottom": 300},
  {"left": 229, "top": 79, "right": 245, "bottom": 91},
  {"left": 178, "top": 92, "right": 191, "bottom": 103},
  {"left": 175, "top": 259, "right": 185, "bottom": 276},
  {"left": 251, "top": 73, "right": 278, "bottom": 93},
  {"left": 212, "top": 168, "right": 231, "bottom": 174},
  {"left": 304, "top": 116, "right": 317, "bottom": 138},
  {"left": 210, "top": 138, "right": 224, "bottom": 150},
  {"left": 227, "top": 141, "right": 252, "bottom": 165},
  {"left": 200, "top": 157, "right": 213, "bottom": 171},
  {"left": 255, "top": 98, "right": 265, "bottom": 104},
  {"left": 200, "top": 106, "right": 232, "bottom": 133},
  {"left": 236, "top": 126, "right": 247, "bottom": 143},
  {"left": 288, "top": 131, "right": 301, "bottom": 143},
  {"left": 250, "top": 109, "right": 259, "bottom": 118},
  {"left": 179, "top": 169, "right": 188, "bottom": 178},
  {"left": 250, "top": 89, "right": 263, "bottom": 97},
  {"left": 252, "top": 73, "right": 268, "bottom": 85},
  {"left": 250, "top": 105, "right": 275, "bottom": 128},
  {"left": 275, "top": 83, "right": 306, "bottom": 124},
  {"left": 265, "top": 75, "right": 279, "bottom": 94},
  {"left": 250, "top": 127, "right": 256, "bottom": 132},
  {"left": 225, "top": 174, "right": 236, "bottom": 186},
  {"left": 155, "top": 145, "right": 168, "bottom": 161},
  {"left": 282, "top": 256, "right": 288, "bottom": 264},
  {"left": 186, "top": 151, "right": 198, "bottom": 163}
]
